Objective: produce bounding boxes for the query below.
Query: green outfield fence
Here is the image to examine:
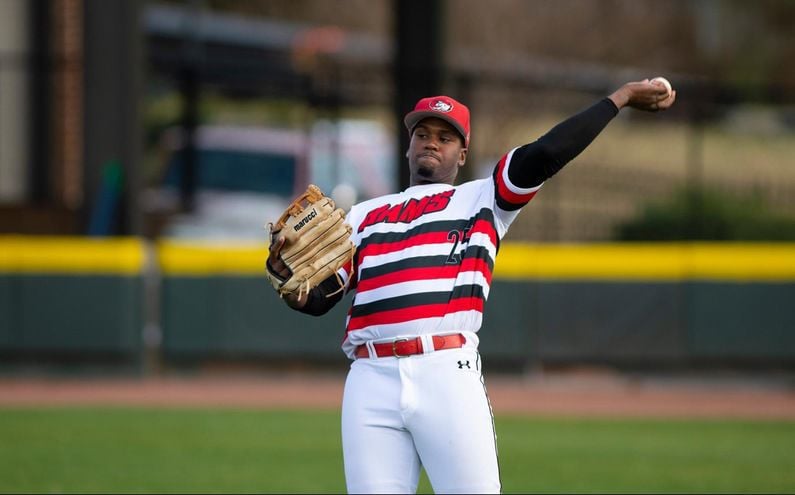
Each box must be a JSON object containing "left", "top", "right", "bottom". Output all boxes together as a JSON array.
[
  {"left": 0, "top": 237, "right": 144, "bottom": 360},
  {"left": 1, "top": 236, "right": 794, "bottom": 370}
]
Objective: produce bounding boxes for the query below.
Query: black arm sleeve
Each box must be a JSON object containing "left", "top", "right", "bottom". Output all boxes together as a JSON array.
[
  {"left": 296, "top": 274, "right": 345, "bottom": 316},
  {"left": 508, "top": 98, "right": 619, "bottom": 188}
]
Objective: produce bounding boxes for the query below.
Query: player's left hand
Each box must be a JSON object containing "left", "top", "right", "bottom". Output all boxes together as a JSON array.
[
  {"left": 265, "top": 184, "right": 355, "bottom": 300},
  {"left": 609, "top": 79, "right": 676, "bottom": 112}
]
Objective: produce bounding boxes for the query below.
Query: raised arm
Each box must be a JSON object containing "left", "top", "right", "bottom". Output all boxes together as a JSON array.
[{"left": 507, "top": 78, "right": 676, "bottom": 189}]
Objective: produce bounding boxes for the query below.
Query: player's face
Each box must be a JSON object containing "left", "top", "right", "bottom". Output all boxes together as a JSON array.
[{"left": 407, "top": 118, "right": 467, "bottom": 186}]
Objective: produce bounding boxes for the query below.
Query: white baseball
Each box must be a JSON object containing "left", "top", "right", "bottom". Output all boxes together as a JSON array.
[{"left": 650, "top": 76, "right": 672, "bottom": 96}]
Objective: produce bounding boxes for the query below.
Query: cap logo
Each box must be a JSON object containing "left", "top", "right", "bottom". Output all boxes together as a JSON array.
[{"left": 430, "top": 100, "right": 453, "bottom": 112}]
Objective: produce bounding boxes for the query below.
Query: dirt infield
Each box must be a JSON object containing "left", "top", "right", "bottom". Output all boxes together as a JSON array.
[{"left": 1, "top": 370, "right": 793, "bottom": 419}]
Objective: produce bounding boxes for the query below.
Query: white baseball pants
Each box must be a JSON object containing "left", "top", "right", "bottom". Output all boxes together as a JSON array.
[{"left": 341, "top": 342, "right": 501, "bottom": 494}]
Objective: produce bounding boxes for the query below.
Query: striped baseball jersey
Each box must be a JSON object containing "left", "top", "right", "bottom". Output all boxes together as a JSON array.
[{"left": 339, "top": 148, "right": 542, "bottom": 358}]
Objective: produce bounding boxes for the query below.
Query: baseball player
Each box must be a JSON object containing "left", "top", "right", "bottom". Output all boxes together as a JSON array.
[{"left": 268, "top": 78, "right": 676, "bottom": 493}]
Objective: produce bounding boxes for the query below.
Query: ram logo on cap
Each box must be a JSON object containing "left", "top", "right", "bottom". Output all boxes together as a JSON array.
[{"left": 430, "top": 100, "right": 453, "bottom": 112}]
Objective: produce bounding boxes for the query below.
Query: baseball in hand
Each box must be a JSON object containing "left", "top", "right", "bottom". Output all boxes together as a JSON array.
[{"left": 650, "top": 76, "right": 673, "bottom": 96}]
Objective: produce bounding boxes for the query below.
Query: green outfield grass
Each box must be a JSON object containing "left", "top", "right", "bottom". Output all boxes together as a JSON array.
[{"left": 0, "top": 407, "right": 793, "bottom": 494}]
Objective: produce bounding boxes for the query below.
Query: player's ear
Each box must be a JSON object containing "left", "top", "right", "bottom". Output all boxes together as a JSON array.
[{"left": 458, "top": 148, "right": 468, "bottom": 167}]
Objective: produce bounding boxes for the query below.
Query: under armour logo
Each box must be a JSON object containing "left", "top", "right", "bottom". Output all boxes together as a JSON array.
[{"left": 457, "top": 360, "right": 471, "bottom": 369}]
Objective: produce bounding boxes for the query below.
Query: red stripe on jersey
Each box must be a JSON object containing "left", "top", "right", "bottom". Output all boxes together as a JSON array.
[
  {"left": 341, "top": 259, "right": 353, "bottom": 279},
  {"left": 341, "top": 305, "right": 354, "bottom": 344},
  {"left": 469, "top": 218, "right": 498, "bottom": 246},
  {"left": 357, "top": 257, "right": 492, "bottom": 294},
  {"left": 346, "top": 296, "right": 484, "bottom": 331},
  {"left": 495, "top": 153, "right": 538, "bottom": 205},
  {"left": 359, "top": 219, "right": 498, "bottom": 260},
  {"left": 360, "top": 230, "right": 451, "bottom": 258},
  {"left": 460, "top": 256, "right": 493, "bottom": 284},
  {"left": 341, "top": 259, "right": 357, "bottom": 291}
]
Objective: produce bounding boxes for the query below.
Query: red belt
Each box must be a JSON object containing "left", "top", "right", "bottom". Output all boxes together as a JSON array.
[{"left": 355, "top": 333, "right": 466, "bottom": 359}]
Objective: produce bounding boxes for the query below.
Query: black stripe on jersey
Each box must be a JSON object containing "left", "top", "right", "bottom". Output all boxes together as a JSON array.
[
  {"left": 351, "top": 284, "right": 485, "bottom": 318},
  {"left": 359, "top": 208, "right": 497, "bottom": 249},
  {"left": 354, "top": 220, "right": 464, "bottom": 276},
  {"left": 358, "top": 243, "right": 495, "bottom": 282},
  {"left": 360, "top": 254, "right": 448, "bottom": 281},
  {"left": 492, "top": 167, "right": 525, "bottom": 212},
  {"left": 361, "top": 218, "right": 467, "bottom": 247}
]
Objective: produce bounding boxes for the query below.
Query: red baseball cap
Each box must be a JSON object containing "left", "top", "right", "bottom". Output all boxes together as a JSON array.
[{"left": 404, "top": 95, "right": 470, "bottom": 147}]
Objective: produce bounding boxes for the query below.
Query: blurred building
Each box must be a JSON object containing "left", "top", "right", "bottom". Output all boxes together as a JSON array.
[
  {"left": 0, "top": 0, "right": 141, "bottom": 235},
  {"left": 1, "top": 0, "right": 793, "bottom": 241}
]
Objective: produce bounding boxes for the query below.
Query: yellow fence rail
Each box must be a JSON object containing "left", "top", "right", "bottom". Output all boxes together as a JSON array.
[{"left": 2, "top": 236, "right": 795, "bottom": 282}]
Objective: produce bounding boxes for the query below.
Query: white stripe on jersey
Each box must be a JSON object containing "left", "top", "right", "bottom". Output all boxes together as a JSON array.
[
  {"left": 358, "top": 243, "right": 453, "bottom": 271},
  {"left": 358, "top": 236, "right": 496, "bottom": 272},
  {"left": 452, "top": 270, "right": 492, "bottom": 298},
  {"left": 342, "top": 311, "right": 484, "bottom": 340},
  {"left": 355, "top": 278, "right": 456, "bottom": 305},
  {"left": 355, "top": 269, "right": 492, "bottom": 306},
  {"left": 502, "top": 147, "right": 544, "bottom": 196},
  {"left": 463, "top": 233, "right": 498, "bottom": 260}
]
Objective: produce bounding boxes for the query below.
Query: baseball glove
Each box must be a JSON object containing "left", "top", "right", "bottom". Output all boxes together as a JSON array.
[{"left": 266, "top": 184, "right": 355, "bottom": 298}]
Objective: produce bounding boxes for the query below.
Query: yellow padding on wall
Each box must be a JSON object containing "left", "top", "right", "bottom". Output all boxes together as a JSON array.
[
  {"left": 155, "top": 240, "right": 795, "bottom": 281},
  {"left": 157, "top": 241, "right": 269, "bottom": 276},
  {"left": 5, "top": 237, "right": 791, "bottom": 281},
  {"left": 494, "top": 243, "right": 795, "bottom": 281},
  {"left": 0, "top": 236, "right": 145, "bottom": 275}
]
